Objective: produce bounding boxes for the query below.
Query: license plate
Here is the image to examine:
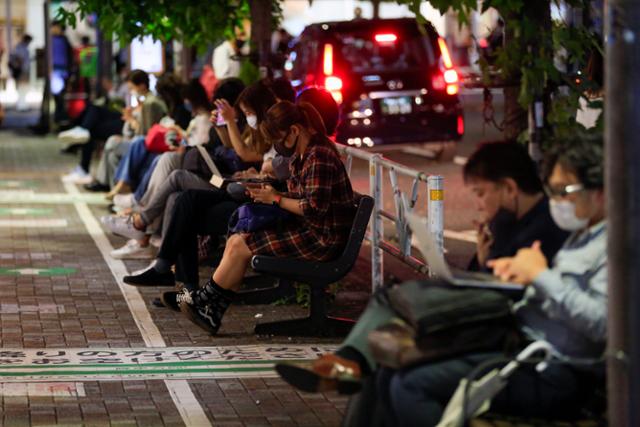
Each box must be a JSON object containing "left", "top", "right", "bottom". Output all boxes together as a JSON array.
[{"left": 380, "top": 96, "right": 412, "bottom": 115}]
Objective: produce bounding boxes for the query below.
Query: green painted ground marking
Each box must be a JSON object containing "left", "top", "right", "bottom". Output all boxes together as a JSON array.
[
  {"left": 0, "top": 208, "right": 54, "bottom": 216},
  {"left": 0, "top": 180, "right": 38, "bottom": 188},
  {"left": 0, "top": 346, "right": 337, "bottom": 381},
  {"left": 0, "top": 267, "right": 77, "bottom": 276},
  {"left": 0, "top": 192, "right": 109, "bottom": 205}
]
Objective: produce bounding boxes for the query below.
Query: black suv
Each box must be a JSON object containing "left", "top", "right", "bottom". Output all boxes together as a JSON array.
[{"left": 285, "top": 18, "right": 464, "bottom": 148}]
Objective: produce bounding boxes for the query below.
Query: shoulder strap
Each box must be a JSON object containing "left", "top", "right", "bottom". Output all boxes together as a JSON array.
[{"left": 196, "top": 145, "right": 217, "bottom": 174}]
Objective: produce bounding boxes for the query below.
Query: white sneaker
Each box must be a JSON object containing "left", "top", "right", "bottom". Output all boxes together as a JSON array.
[
  {"left": 100, "top": 215, "right": 146, "bottom": 240},
  {"left": 149, "top": 234, "right": 163, "bottom": 248},
  {"left": 58, "top": 126, "right": 90, "bottom": 144},
  {"left": 110, "top": 239, "right": 155, "bottom": 259},
  {"left": 114, "top": 193, "right": 136, "bottom": 209},
  {"left": 61, "top": 166, "right": 93, "bottom": 184}
]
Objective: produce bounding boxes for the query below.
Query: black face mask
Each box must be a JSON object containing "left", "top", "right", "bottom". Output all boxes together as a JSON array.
[
  {"left": 274, "top": 132, "right": 298, "bottom": 157},
  {"left": 236, "top": 39, "right": 246, "bottom": 50}
]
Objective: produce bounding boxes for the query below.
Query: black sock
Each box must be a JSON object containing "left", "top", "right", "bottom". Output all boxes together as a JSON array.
[
  {"left": 153, "top": 258, "right": 172, "bottom": 274},
  {"left": 194, "top": 278, "right": 236, "bottom": 305},
  {"left": 336, "top": 346, "right": 371, "bottom": 376}
]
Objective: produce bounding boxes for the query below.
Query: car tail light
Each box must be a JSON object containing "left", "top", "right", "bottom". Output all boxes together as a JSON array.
[
  {"left": 374, "top": 33, "right": 397, "bottom": 44},
  {"left": 325, "top": 76, "right": 343, "bottom": 91},
  {"left": 435, "top": 37, "right": 459, "bottom": 96},
  {"left": 457, "top": 115, "right": 464, "bottom": 135}
]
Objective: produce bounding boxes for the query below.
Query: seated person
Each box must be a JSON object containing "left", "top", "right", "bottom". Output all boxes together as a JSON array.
[
  {"left": 383, "top": 133, "right": 607, "bottom": 427},
  {"left": 177, "top": 101, "right": 356, "bottom": 335},
  {"left": 274, "top": 140, "right": 571, "bottom": 391},
  {"left": 101, "top": 80, "right": 278, "bottom": 257},
  {"left": 62, "top": 69, "right": 167, "bottom": 184},
  {"left": 119, "top": 88, "right": 342, "bottom": 311}
]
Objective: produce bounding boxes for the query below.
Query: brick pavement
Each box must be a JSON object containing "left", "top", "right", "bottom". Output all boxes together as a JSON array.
[{"left": 0, "top": 131, "right": 352, "bottom": 426}]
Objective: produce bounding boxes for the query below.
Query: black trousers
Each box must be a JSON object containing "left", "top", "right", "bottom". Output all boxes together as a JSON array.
[
  {"left": 157, "top": 188, "right": 238, "bottom": 286},
  {"left": 79, "top": 104, "right": 124, "bottom": 172}
]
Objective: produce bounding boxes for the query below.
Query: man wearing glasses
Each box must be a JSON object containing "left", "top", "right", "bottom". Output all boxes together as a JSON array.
[{"left": 389, "top": 133, "right": 607, "bottom": 427}]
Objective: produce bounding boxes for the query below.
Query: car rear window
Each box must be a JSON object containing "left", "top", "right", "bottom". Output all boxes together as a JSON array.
[{"left": 334, "top": 28, "right": 432, "bottom": 73}]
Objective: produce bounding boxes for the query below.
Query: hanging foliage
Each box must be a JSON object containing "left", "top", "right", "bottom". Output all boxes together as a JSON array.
[{"left": 396, "top": 0, "right": 603, "bottom": 142}]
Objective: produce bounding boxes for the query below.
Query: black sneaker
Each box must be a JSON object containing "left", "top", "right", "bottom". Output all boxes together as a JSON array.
[
  {"left": 160, "top": 289, "right": 192, "bottom": 312},
  {"left": 123, "top": 268, "right": 175, "bottom": 287},
  {"left": 179, "top": 300, "right": 222, "bottom": 335},
  {"left": 84, "top": 181, "right": 110, "bottom": 192}
]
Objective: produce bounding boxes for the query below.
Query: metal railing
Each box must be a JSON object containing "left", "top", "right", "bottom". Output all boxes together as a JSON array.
[{"left": 336, "top": 144, "right": 444, "bottom": 291}]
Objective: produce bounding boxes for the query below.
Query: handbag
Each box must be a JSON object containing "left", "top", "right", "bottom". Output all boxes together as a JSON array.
[
  {"left": 228, "top": 203, "right": 292, "bottom": 233},
  {"left": 144, "top": 124, "right": 171, "bottom": 153},
  {"left": 368, "top": 280, "right": 520, "bottom": 369}
]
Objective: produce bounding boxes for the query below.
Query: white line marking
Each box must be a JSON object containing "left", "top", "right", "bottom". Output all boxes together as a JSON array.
[
  {"left": 0, "top": 252, "right": 52, "bottom": 260},
  {"left": 63, "top": 181, "right": 212, "bottom": 427},
  {"left": 0, "top": 382, "right": 86, "bottom": 397},
  {"left": 0, "top": 219, "right": 68, "bottom": 227},
  {"left": 0, "top": 191, "right": 109, "bottom": 204}
]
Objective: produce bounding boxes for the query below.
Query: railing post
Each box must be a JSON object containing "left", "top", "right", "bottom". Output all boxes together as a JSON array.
[
  {"left": 370, "top": 154, "right": 384, "bottom": 291},
  {"left": 427, "top": 175, "right": 444, "bottom": 256}
]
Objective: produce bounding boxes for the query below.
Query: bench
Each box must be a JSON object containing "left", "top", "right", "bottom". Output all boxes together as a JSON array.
[{"left": 250, "top": 195, "right": 374, "bottom": 337}]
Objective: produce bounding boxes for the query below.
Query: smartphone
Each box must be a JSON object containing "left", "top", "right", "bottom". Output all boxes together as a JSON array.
[{"left": 215, "top": 110, "right": 226, "bottom": 127}]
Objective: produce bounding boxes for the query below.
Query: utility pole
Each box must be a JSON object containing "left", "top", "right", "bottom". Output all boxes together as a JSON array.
[{"left": 605, "top": 1, "right": 640, "bottom": 426}]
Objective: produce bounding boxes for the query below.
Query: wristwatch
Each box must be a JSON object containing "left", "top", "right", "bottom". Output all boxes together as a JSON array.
[{"left": 272, "top": 195, "right": 282, "bottom": 206}]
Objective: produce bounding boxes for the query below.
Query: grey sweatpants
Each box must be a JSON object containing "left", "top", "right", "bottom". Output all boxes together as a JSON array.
[
  {"left": 139, "top": 151, "right": 184, "bottom": 207},
  {"left": 139, "top": 169, "right": 213, "bottom": 238},
  {"left": 95, "top": 136, "right": 131, "bottom": 187}
]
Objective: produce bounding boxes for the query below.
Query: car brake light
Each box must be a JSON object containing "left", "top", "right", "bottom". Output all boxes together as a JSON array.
[
  {"left": 457, "top": 115, "right": 464, "bottom": 135},
  {"left": 436, "top": 37, "right": 459, "bottom": 96},
  {"left": 374, "top": 33, "right": 397, "bottom": 43},
  {"left": 323, "top": 43, "right": 333, "bottom": 76},
  {"left": 444, "top": 69, "right": 458, "bottom": 84},
  {"left": 325, "top": 76, "right": 343, "bottom": 91}
]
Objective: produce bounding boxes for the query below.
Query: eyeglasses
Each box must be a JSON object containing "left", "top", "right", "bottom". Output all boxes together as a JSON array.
[{"left": 544, "top": 183, "right": 585, "bottom": 198}]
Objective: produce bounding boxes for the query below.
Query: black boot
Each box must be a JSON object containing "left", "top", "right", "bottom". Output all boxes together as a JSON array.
[{"left": 179, "top": 279, "right": 235, "bottom": 335}]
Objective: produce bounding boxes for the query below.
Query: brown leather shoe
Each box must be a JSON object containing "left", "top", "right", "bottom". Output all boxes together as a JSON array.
[{"left": 275, "top": 354, "right": 362, "bottom": 394}]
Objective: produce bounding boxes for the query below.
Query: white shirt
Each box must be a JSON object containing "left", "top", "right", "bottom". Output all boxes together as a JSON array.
[
  {"left": 212, "top": 41, "right": 249, "bottom": 80},
  {"left": 185, "top": 113, "right": 212, "bottom": 146}
]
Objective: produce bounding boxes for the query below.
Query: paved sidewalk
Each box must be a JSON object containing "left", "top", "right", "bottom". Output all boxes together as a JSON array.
[{"left": 0, "top": 131, "right": 353, "bottom": 426}]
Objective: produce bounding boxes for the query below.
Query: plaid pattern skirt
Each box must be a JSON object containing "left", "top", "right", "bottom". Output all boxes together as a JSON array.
[{"left": 244, "top": 224, "right": 344, "bottom": 262}]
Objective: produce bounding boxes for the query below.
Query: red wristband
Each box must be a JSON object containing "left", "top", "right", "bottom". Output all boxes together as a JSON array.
[{"left": 273, "top": 195, "right": 282, "bottom": 206}]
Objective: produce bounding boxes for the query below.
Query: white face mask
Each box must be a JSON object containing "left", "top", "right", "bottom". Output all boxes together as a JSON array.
[
  {"left": 246, "top": 114, "right": 258, "bottom": 129},
  {"left": 549, "top": 199, "right": 589, "bottom": 231}
]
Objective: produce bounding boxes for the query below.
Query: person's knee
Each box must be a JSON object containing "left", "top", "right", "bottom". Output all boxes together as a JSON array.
[{"left": 225, "top": 234, "right": 252, "bottom": 260}]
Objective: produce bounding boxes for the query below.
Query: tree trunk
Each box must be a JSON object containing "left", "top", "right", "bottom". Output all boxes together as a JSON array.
[
  {"left": 501, "top": 3, "right": 551, "bottom": 142},
  {"left": 249, "top": 0, "right": 273, "bottom": 77},
  {"left": 372, "top": 0, "right": 381, "bottom": 19},
  {"left": 502, "top": 10, "right": 527, "bottom": 140}
]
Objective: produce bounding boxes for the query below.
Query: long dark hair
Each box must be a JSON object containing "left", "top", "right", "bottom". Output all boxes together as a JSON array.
[
  {"left": 182, "top": 79, "right": 212, "bottom": 112},
  {"left": 235, "top": 81, "right": 277, "bottom": 154},
  {"left": 259, "top": 101, "right": 338, "bottom": 155},
  {"left": 155, "top": 73, "right": 185, "bottom": 118}
]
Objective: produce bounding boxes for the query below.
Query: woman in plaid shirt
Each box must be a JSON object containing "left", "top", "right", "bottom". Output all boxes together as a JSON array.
[{"left": 180, "top": 101, "right": 355, "bottom": 335}]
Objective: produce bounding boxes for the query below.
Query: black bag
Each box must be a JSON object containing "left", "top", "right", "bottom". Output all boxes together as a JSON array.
[{"left": 369, "top": 280, "right": 519, "bottom": 369}]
